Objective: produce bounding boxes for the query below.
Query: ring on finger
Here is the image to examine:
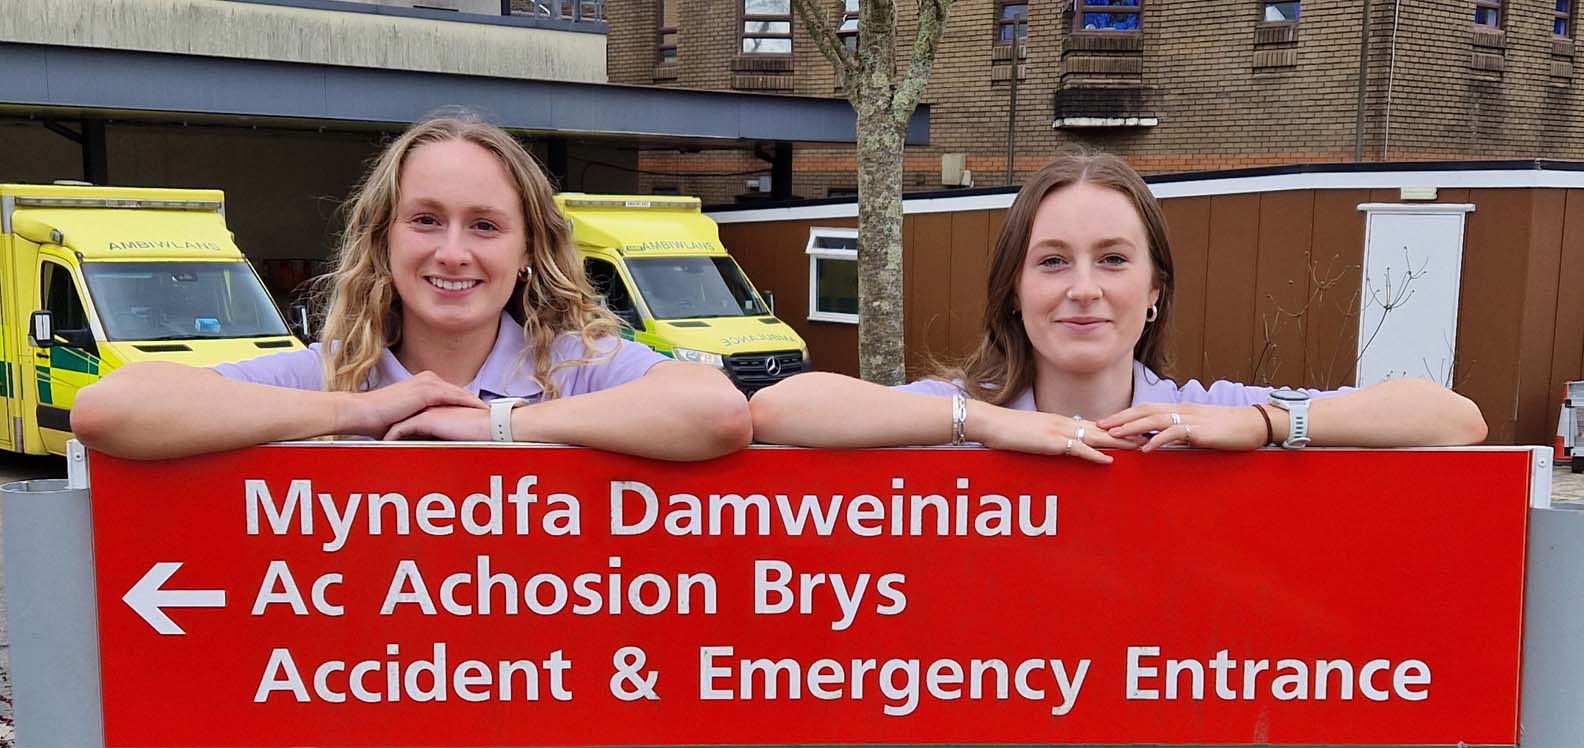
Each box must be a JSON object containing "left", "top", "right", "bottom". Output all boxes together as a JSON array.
[
  {"left": 1074, "top": 426, "right": 1087, "bottom": 443},
  {"left": 1064, "top": 437, "right": 1075, "bottom": 454},
  {"left": 1183, "top": 423, "right": 1194, "bottom": 440},
  {"left": 1170, "top": 412, "right": 1183, "bottom": 426}
]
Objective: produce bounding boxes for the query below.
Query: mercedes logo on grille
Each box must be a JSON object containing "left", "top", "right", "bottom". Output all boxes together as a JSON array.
[{"left": 765, "top": 357, "right": 782, "bottom": 377}]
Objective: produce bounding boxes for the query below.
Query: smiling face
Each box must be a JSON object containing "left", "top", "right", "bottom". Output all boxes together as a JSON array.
[
  {"left": 387, "top": 138, "right": 528, "bottom": 342},
  {"left": 1016, "top": 180, "right": 1160, "bottom": 379}
]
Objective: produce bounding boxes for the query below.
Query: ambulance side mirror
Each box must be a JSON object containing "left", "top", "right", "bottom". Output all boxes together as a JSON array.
[
  {"left": 762, "top": 290, "right": 776, "bottom": 314},
  {"left": 288, "top": 304, "right": 313, "bottom": 342},
  {"left": 29, "top": 311, "right": 54, "bottom": 349}
]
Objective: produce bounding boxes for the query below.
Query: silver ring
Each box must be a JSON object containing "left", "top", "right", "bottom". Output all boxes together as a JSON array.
[
  {"left": 1170, "top": 412, "right": 1182, "bottom": 426},
  {"left": 1064, "top": 438, "right": 1075, "bottom": 454},
  {"left": 1184, "top": 424, "right": 1194, "bottom": 440},
  {"left": 1074, "top": 426, "right": 1087, "bottom": 442}
]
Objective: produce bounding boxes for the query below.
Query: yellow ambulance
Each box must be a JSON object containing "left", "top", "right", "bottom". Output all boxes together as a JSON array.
[
  {"left": 0, "top": 183, "right": 301, "bottom": 455},
  {"left": 557, "top": 194, "right": 809, "bottom": 395}
]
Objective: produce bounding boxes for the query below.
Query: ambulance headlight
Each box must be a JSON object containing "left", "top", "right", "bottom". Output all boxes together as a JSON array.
[{"left": 673, "top": 347, "right": 724, "bottom": 368}]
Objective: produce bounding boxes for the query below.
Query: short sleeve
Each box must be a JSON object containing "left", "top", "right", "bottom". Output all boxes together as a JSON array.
[
  {"left": 891, "top": 378, "right": 965, "bottom": 399},
  {"left": 1169, "top": 379, "right": 1352, "bottom": 407},
  {"left": 555, "top": 337, "right": 668, "bottom": 396},
  {"left": 212, "top": 346, "right": 326, "bottom": 391}
]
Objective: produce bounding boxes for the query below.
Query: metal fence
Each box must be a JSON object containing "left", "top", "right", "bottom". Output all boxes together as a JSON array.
[{"left": 507, "top": 0, "right": 605, "bottom": 23}]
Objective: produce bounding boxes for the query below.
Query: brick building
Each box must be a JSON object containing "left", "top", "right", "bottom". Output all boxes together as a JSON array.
[{"left": 608, "top": 0, "right": 1584, "bottom": 203}]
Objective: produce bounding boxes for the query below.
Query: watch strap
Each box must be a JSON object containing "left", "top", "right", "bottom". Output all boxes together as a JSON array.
[{"left": 489, "top": 398, "right": 528, "bottom": 442}]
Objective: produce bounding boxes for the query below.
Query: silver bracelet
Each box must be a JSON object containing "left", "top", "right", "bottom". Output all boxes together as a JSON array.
[{"left": 950, "top": 393, "right": 968, "bottom": 445}]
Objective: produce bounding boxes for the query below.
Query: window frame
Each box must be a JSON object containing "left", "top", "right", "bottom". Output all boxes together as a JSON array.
[
  {"left": 1257, "top": 0, "right": 1300, "bottom": 24},
  {"left": 657, "top": 0, "right": 678, "bottom": 64},
  {"left": 805, "top": 227, "right": 860, "bottom": 325},
  {"left": 1474, "top": 0, "right": 1503, "bottom": 28},
  {"left": 740, "top": 0, "right": 794, "bottom": 56},
  {"left": 1555, "top": 0, "right": 1573, "bottom": 37},
  {"left": 1072, "top": 0, "right": 1143, "bottom": 33},
  {"left": 995, "top": 0, "right": 1029, "bottom": 44},
  {"left": 838, "top": 0, "right": 860, "bottom": 52}
]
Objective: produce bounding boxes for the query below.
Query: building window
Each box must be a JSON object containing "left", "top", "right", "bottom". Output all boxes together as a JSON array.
[
  {"left": 805, "top": 228, "right": 859, "bottom": 324},
  {"left": 1556, "top": 0, "right": 1572, "bottom": 36},
  {"left": 1260, "top": 0, "right": 1299, "bottom": 23},
  {"left": 1075, "top": 0, "right": 1141, "bottom": 32},
  {"left": 1474, "top": 0, "right": 1502, "bottom": 27},
  {"left": 742, "top": 0, "right": 793, "bottom": 54},
  {"left": 839, "top": 0, "right": 860, "bottom": 52},
  {"left": 996, "top": 0, "right": 1028, "bottom": 42},
  {"left": 518, "top": 0, "right": 605, "bottom": 23},
  {"left": 657, "top": 0, "right": 678, "bottom": 63}
]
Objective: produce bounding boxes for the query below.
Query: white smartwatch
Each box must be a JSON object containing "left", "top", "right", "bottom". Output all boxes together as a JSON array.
[
  {"left": 489, "top": 397, "right": 530, "bottom": 442},
  {"left": 1267, "top": 390, "right": 1311, "bottom": 449}
]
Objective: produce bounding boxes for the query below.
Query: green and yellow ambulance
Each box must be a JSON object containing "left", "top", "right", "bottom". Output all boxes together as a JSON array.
[
  {"left": 557, "top": 194, "right": 808, "bottom": 395},
  {"left": 1, "top": 183, "right": 301, "bottom": 455}
]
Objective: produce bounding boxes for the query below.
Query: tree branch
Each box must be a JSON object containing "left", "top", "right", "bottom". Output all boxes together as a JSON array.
[
  {"left": 791, "top": 0, "right": 859, "bottom": 92},
  {"left": 890, "top": 0, "right": 953, "bottom": 127}
]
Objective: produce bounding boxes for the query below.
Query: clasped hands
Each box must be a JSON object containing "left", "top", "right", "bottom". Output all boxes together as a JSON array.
[
  {"left": 972, "top": 401, "right": 1271, "bottom": 464},
  {"left": 332, "top": 371, "right": 498, "bottom": 442}
]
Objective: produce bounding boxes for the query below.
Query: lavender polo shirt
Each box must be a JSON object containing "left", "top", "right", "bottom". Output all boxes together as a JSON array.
[
  {"left": 893, "top": 361, "right": 1346, "bottom": 412},
  {"left": 214, "top": 312, "right": 667, "bottom": 400}
]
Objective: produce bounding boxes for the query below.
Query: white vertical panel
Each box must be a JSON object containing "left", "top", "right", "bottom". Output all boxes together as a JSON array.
[{"left": 1355, "top": 203, "right": 1475, "bottom": 387}]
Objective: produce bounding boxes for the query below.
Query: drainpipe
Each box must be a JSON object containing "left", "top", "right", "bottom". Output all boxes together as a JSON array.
[{"left": 1353, "top": 0, "right": 1371, "bottom": 161}]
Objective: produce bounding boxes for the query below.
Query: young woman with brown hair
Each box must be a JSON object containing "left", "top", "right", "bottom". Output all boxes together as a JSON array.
[{"left": 750, "top": 152, "right": 1486, "bottom": 461}]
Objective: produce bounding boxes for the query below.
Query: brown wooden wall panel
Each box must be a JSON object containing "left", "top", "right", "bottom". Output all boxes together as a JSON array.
[
  {"left": 1519, "top": 190, "right": 1566, "bottom": 444},
  {"left": 947, "top": 211, "right": 991, "bottom": 360},
  {"left": 1201, "top": 193, "right": 1262, "bottom": 383},
  {"left": 1456, "top": 189, "right": 1533, "bottom": 444},
  {"left": 1159, "top": 196, "right": 1211, "bottom": 383},
  {"left": 1303, "top": 190, "right": 1368, "bottom": 390},
  {"left": 1251, "top": 191, "right": 1315, "bottom": 387},
  {"left": 909, "top": 213, "right": 954, "bottom": 375},
  {"left": 1549, "top": 189, "right": 1584, "bottom": 436}
]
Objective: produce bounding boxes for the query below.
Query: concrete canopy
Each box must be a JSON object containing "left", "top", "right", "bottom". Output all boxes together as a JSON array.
[{"left": 0, "top": 41, "right": 931, "bottom": 148}]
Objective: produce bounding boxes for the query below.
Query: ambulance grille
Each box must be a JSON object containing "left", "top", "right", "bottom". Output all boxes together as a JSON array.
[{"left": 724, "top": 350, "right": 806, "bottom": 395}]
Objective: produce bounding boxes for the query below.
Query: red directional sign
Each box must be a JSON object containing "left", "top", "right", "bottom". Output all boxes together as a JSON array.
[{"left": 88, "top": 446, "right": 1530, "bottom": 747}]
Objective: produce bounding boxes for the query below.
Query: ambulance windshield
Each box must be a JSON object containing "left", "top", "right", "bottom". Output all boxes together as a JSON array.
[
  {"left": 83, "top": 261, "right": 291, "bottom": 341},
  {"left": 625, "top": 256, "right": 769, "bottom": 320}
]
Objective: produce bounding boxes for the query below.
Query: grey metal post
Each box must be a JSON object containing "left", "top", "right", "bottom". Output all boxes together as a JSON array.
[
  {"left": 1520, "top": 505, "right": 1584, "bottom": 746},
  {"left": 1, "top": 442, "right": 103, "bottom": 747}
]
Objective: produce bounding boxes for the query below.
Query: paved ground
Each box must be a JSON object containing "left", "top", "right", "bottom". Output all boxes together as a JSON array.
[{"left": 0, "top": 452, "right": 1574, "bottom": 746}]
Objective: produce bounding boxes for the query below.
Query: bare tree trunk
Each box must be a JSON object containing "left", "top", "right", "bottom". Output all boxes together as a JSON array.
[
  {"left": 855, "top": 106, "right": 907, "bottom": 383},
  {"left": 792, "top": 0, "right": 952, "bottom": 385}
]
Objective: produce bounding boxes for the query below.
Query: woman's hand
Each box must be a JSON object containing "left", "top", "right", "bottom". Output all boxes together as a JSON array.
[
  {"left": 966, "top": 400, "right": 1142, "bottom": 464},
  {"left": 382, "top": 405, "right": 492, "bottom": 442},
  {"left": 1098, "top": 403, "right": 1269, "bottom": 452},
  {"left": 334, "top": 371, "right": 486, "bottom": 437}
]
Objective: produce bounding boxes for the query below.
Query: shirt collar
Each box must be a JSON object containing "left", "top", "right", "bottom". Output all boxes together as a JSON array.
[
  {"left": 1004, "top": 361, "right": 1172, "bottom": 413},
  {"left": 372, "top": 313, "right": 544, "bottom": 401}
]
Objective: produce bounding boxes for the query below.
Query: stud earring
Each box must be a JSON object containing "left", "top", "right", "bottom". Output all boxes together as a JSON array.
[
  {"left": 518, "top": 266, "right": 532, "bottom": 281},
  {"left": 1145, "top": 304, "right": 1159, "bottom": 323}
]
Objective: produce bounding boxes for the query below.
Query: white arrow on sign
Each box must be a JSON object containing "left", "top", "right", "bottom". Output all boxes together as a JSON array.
[{"left": 123, "top": 562, "right": 226, "bottom": 635}]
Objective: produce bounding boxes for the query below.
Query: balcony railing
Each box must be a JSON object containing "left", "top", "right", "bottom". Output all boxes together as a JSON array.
[{"left": 508, "top": 0, "right": 605, "bottom": 23}]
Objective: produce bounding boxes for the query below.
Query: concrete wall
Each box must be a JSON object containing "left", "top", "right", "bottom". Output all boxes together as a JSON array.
[{"left": 0, "top": 0, "right": 605, "bottom": 82}]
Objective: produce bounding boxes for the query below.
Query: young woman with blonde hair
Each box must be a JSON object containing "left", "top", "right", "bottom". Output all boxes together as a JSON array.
[
  {"left": 74, "top": 113, "right": 750, "bottom": 460},
  {"left": 750, "top": 152, "right": 1487, "bottom": 460}
]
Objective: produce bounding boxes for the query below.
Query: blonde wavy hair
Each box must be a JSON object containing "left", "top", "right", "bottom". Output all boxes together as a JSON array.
[{"left": 316, "top": 112, "right": 618, "bottom": 397}]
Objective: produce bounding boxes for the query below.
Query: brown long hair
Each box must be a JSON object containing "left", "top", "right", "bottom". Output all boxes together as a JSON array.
[
  {"left": 315, "top": 112, "right": 617, "bottom": 397},
  {"left": 939, "top": 150, "right": 1175, "bottom": 404}
]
